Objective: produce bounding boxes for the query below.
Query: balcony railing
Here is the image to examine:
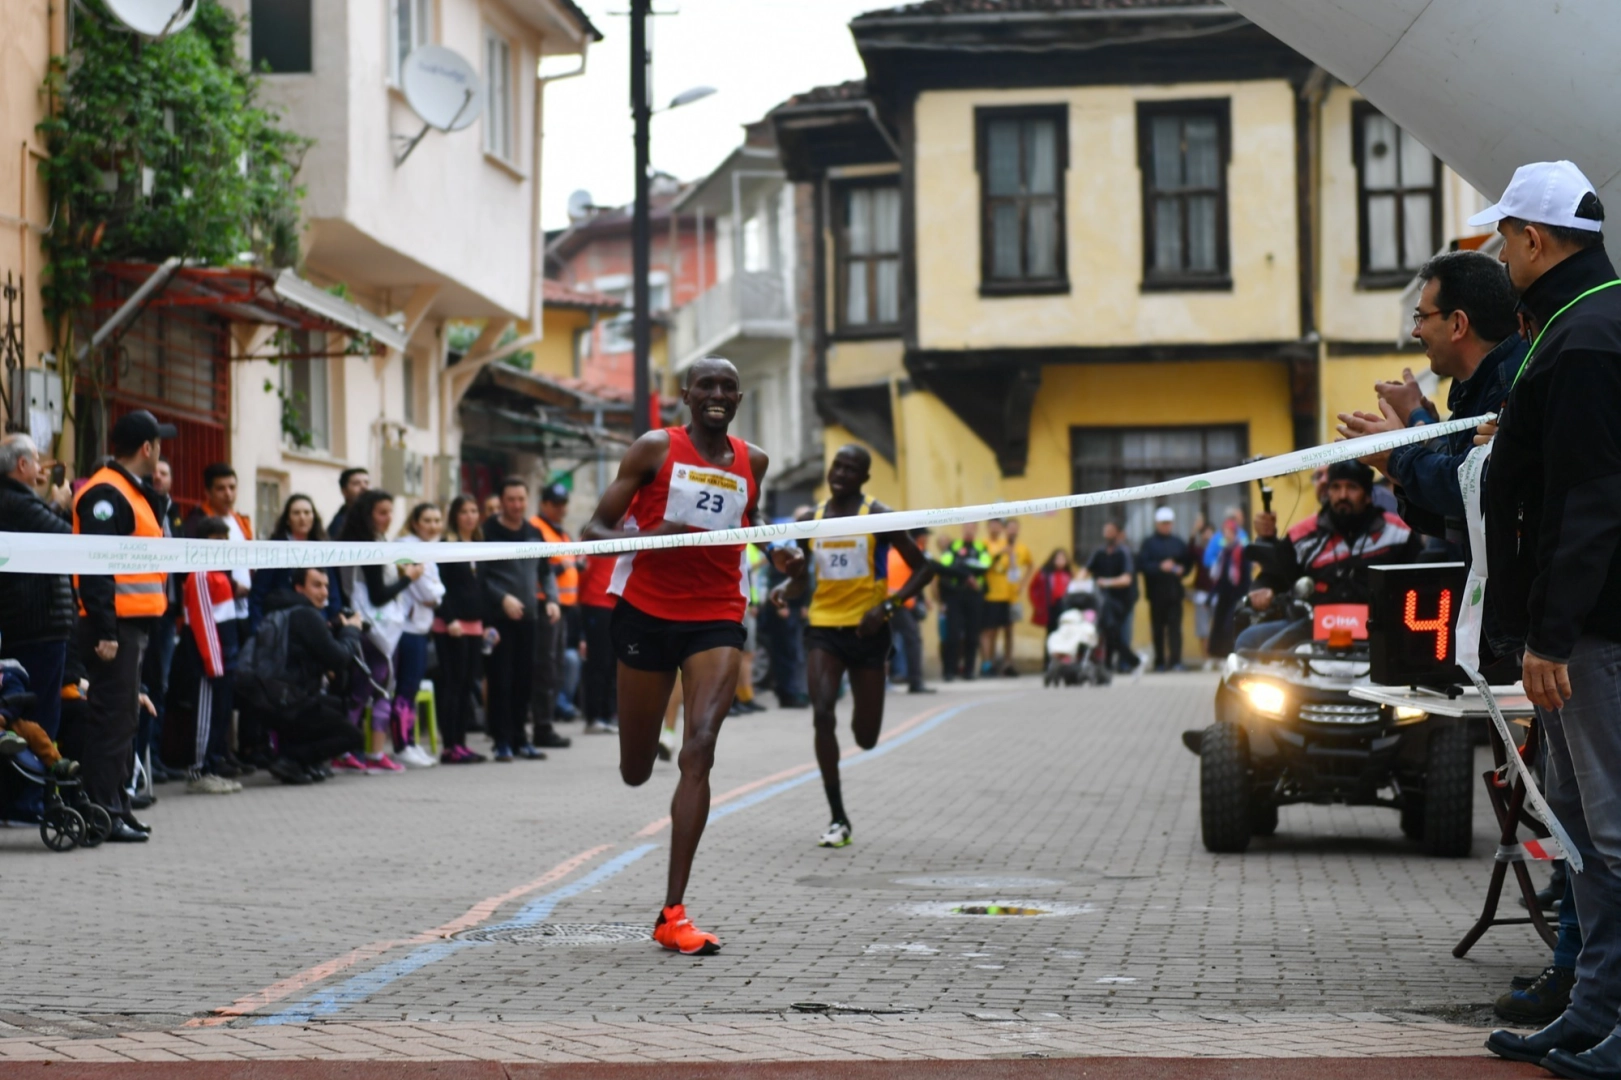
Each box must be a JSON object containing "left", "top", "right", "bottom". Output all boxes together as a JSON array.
[{"left": 673, "top": 270, "right": 795, "bottom": 368}]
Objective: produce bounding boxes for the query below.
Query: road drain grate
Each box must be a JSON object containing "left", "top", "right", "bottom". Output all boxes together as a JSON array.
[
  {"left": 454, "top": 923, "right": 652, "bottom": 946},
  {"left": 951, "top": 905, "right": 1047, "bottom": 916}
]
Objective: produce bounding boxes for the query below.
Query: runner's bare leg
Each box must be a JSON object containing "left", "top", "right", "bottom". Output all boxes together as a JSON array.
[
  {"left": 665, "top": 646, "right": 740, "bottom": 907},
  {"left": 848, "top": 665, "right": 888, "bottom": 750},
  {"left": 618, "top": 665, "right": 679, "bottom": 786},
  {"left": 808, "top": 649, "right": 850, "bottom": 796}
]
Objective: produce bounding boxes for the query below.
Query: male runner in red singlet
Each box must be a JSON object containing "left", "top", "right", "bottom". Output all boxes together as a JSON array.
[{"left": 582, "top": 356, "right": 770, "bottom": 956}]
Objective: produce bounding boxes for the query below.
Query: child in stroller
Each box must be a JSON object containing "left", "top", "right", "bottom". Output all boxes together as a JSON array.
[
  {"left": 1042, "top": 580, "right": 1111, "bottom": 687},
  {"left": 0, "top": 657, "right": 109, "bottom": 850}
]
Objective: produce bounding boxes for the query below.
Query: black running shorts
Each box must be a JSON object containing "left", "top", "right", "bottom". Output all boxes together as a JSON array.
[
  {"left": 804, "top": 624, "right": 893, "bottom": 671},
  {"left": 611, "top": 600, "right": 747, "bottom": 672}
]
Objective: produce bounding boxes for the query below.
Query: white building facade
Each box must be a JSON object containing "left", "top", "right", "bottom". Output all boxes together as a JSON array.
[{"left": 225, "top": 0, "right": 597, "bottom": 530}]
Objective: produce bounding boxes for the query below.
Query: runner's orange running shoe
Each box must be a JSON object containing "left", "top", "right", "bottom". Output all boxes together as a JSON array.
[{"left": 653, "top": 904, "right": 721, "bottom": 956}]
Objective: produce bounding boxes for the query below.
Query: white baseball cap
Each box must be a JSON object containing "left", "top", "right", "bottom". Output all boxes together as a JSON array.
[
  {"left": 1467, "top": 160, "right": 1604, "bottom": 232},
  {"left": 1154, "top": 506, "right": 1175, "bottom": 523}
]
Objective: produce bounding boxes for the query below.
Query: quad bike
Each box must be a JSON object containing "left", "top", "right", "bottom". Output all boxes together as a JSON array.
[{"left": 1191, "top": 578, "right": 1473, "bottom": 857}]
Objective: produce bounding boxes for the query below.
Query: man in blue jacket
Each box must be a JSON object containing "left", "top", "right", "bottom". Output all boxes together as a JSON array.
[{"left": 1337, "top": 249, "right": 1523, "bottom": 565}]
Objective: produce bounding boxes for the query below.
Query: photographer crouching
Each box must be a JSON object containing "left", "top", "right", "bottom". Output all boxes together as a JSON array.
[{"left": 239, "top": 568, "right": 365, "bottom": 785}]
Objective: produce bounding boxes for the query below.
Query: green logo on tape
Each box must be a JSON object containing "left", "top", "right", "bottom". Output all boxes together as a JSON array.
[{"left": 1185, "top": 480, "right": 1211, "bottom": 490}]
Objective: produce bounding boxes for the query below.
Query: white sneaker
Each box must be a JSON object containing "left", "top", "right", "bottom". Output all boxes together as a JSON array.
[
  {"left": 187, "top": 773, "right": 240, "bottom": 795},
  {"left": 397, "top": 744, "right": 437, "bottom": 768},
  {"left": 818, "top": 821, "right": 853, "bottom": 848},
  {"left": 598, "top": 719, "right": 619, "bottom": 735}
]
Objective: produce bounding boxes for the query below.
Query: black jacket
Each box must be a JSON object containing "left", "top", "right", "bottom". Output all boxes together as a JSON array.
[
  {"left": 436, "top": 547, "right": 485, "bottom": 624},
  {"left": 73, "top": 461, "right": 171, "bottom": 641},
  {"left": 1138, "top": 532, "right": 1191, "bottom": 603},
  {"left": 1486, "top": 245, "right": 1621, "bottom": 662},
  {"left": 1254, "top": 504, "right": 1421, "bottom": 605},
  {"left": 0, "top": 476, "right": 75, "bottom": 645},
  {"left": 262, "top": 588, "right": 362, "bottom": 691}
]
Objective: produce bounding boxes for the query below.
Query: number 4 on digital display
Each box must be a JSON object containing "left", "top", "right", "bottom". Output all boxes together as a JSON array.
[{"left": 1404, "top": 588, "right": 1453, "bottom": 662}]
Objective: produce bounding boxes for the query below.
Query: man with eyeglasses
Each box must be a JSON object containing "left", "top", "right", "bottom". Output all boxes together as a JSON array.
[{"left": 1337, "top": 249, "right": 1524, "bottom": 564}]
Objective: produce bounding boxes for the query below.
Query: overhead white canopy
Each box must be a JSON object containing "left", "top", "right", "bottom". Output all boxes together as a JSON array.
[{"left": 1225, "top": 0, "right": 1621, "bottom": 209}]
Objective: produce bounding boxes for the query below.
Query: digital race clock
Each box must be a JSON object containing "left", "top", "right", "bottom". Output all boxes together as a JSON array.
[{"left": 1367, "top": 563, "right": 1468, "bottom": 688}]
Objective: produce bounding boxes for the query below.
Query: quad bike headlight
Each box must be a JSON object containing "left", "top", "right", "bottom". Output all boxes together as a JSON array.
[
  {"left": 1240, "top": 679, "right": 1287, "bottom": 718},
  {"left": 1393, "top": 705, "right": 1428, "bottom": 723}
]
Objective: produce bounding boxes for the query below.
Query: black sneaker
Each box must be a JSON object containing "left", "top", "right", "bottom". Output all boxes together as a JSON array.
[
  {"left": 532, "top": 729, "right": 572, "bottom": 749},
  {"left": 268, "top": 757, "right": 313, "bottom": 786},
  {"left": 1495, "top": 965, "right": 1575, "bottom": 1025}
]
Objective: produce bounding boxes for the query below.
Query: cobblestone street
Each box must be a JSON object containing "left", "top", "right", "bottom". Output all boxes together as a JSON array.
[{"left": 0, "top": 674, "right": 1547, "bottom": 1069}]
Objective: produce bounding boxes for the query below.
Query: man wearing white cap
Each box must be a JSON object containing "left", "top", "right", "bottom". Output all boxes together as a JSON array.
[
  {"left": 1139, "top": 506, "right": 1191, "bottom": 672},
  {"left": 1475, "top": 161, "right": 1621, "bottom": 1079}
]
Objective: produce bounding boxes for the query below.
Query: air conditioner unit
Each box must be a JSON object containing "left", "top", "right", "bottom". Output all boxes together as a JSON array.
[{"left": 381, "top": 446, "right": 425, "bottom": 496}]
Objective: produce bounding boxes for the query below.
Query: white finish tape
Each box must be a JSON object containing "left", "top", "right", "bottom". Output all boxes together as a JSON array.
[
  {"left": 1454, "top": 436, "right": 1581, "bottom": 872},
  {"left": 0, "top": 415, "right": 1483, "bottom": 577}
]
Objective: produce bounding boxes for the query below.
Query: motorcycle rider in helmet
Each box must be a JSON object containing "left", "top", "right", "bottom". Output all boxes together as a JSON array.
[{"left": 1233, "top": 460, "right": 1421, "bottom": 653}]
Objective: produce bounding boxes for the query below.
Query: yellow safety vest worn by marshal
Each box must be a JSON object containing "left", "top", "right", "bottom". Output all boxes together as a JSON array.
[{"left": 808, "top": 498, "right": 891, "bottom": 628}]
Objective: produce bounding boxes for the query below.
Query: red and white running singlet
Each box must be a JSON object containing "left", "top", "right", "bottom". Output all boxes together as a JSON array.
[{"left": 609, "top": 426, "right": 759, "bottom": 623}]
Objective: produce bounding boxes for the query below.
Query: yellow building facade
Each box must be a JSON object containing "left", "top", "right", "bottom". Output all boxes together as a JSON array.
[{"left": 773, "top": 6, "right": 1492, "bottom": 668}]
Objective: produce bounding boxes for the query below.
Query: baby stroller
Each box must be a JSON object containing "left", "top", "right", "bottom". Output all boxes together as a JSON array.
[
  {"left": 0, "top": 659, "right": 111, "bottom": 851},
  {"left": 1043, "top": 607, "right": 1111, "bottom": 687}
]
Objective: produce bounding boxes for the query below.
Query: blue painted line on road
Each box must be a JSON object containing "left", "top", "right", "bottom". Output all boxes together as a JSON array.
[
  {"left": 252, "top": 697, "right": 988, "bottom": 1025},
  {"left": 707, "top": 698, "right": 984, "bottom": 823},
  {"left": 255, "top": 844, "right": 658, "bottom": 1025}
]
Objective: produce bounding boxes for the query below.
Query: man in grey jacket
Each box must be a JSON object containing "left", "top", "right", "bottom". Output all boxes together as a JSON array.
[{"left": 481, "top": 477, "right": 560, "bottom": 761}]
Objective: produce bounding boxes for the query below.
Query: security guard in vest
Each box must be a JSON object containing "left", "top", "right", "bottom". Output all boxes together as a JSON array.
[
  {"left": 529, "top": 482, "right": 581, "bottom": 746},
  {"left": 73, "top": 409, "right": 176, "bottom": 841},
  {"left": 936, "top": 524, "right": 991, "bottom": 681}
]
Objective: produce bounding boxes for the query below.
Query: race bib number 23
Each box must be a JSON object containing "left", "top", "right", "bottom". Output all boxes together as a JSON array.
[{"left": 665, "top": 464, "right": 748, "bottom": 531}]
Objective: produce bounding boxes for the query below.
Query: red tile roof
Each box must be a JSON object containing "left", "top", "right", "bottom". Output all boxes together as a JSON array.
[{"left": 543, "top": 279, "right": 623, "bottom": 310}]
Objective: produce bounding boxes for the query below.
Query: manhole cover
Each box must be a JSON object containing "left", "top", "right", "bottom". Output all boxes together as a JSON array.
[
  {"left": 893, "top": 875, "right": 1064, "bottom": 890},
  {"left": 900, "top": 900, "right": 1093, "bottom": 918},
  {"left": 951, "top": 904, "right": 1046, "bottom": 916},
  {"left": 453, "top": 923, "right": 652, "bottom": 946}
]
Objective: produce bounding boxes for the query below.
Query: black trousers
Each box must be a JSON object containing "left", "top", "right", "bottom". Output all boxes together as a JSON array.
[
  {"left": 530, "top": 609, "right": 559, "bottom": 731},
  {"left": 487, "top": 617, "right": 535, "bottom": 750},
  {"left": 581, "top": 604, "right": 617, "bottom": 722},
  {"left": 941, "top": 590, "right": 982, "bottom": 679},
  {"left": 268, "top": 695, "right": 362, "bottom": 767},
  {"left": 77, "top": 620, "right": 149, "bottom": 815},
  {"left": 432, "top": 631, "right": 482, "bottom": 749},
  {"left": 892, "top": 605, "right": 926, "bottom": 690},
  {"left": 1149, "top": 593, "right": 1183, "bottom": 669}
]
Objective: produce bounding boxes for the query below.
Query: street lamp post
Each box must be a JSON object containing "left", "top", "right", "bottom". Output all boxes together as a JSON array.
[
  {"left": 630, "top": 0, "right": 652, "bottom": 437},
  {"left": 627, "top": 1, "right": 715, "bottom": 438}
]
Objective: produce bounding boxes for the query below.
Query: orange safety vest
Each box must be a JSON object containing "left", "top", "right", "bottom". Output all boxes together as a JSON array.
[
  {"left": 886, "top": 546, "right": 917, "bottom": 610},
  {"left": 73, "top": 465, "right": 167, "bottom": 619},
  {"left": 532, "top": 514, "right": 579, "bottom": 606}
]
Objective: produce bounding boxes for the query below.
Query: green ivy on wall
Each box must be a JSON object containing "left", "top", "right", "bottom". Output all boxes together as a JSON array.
[{"left": 36, "top": 0, "right": 310, "bottom": 384}]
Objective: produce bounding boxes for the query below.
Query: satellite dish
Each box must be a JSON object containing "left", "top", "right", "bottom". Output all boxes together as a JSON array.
[
  {"left": 567, "top": 190, "right": 595, "bottom": 220},
  {"left": 401, "top": 46, "right": 485, "bottom": 133},
  {"left": 103, "top": 0, "right": 199, "bottom": 38}
]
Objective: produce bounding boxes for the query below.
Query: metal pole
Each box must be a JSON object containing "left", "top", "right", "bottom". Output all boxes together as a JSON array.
[{"left": 630, "top": 0, "right": 652, "bottom": 437}]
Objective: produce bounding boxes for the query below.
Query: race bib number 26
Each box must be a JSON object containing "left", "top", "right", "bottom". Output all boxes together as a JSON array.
[
  {"left": 665, "top": 464, "right": 748, "bottom": 531},
  {"left": 814, "top": 536, "right": 870, "bottom": 581}
]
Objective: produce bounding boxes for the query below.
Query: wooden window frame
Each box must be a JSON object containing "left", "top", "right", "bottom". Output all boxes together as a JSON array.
[
  {"left": 1136, "top": 98, "right": 1232, "bottom": 292},
  {"left": 832, "top": 178, "right": 903, "bottom": 339},
  {"left": 975, "top": 104, "right": 1070, "bottom": 297},
  {"left": 483, "top": 27, "right": 514, "bottom": 162},
  {"left": 1352, "top": 100, "right": 1442, "bottom": 290}
]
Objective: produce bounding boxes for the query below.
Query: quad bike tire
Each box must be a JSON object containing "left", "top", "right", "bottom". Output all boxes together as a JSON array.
[
  {"left": 1200, "top": 721, "right": 1252, "bottom": 853},
  {"left": 1421, "top": 721, "right": 1475, "bottom": 857},
  {"left": 1250, "top": 802, "right": 1279, "bottom": 837},
  {"left": 1399, "top": 799, "right": 1425, "bottom": 841}
]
